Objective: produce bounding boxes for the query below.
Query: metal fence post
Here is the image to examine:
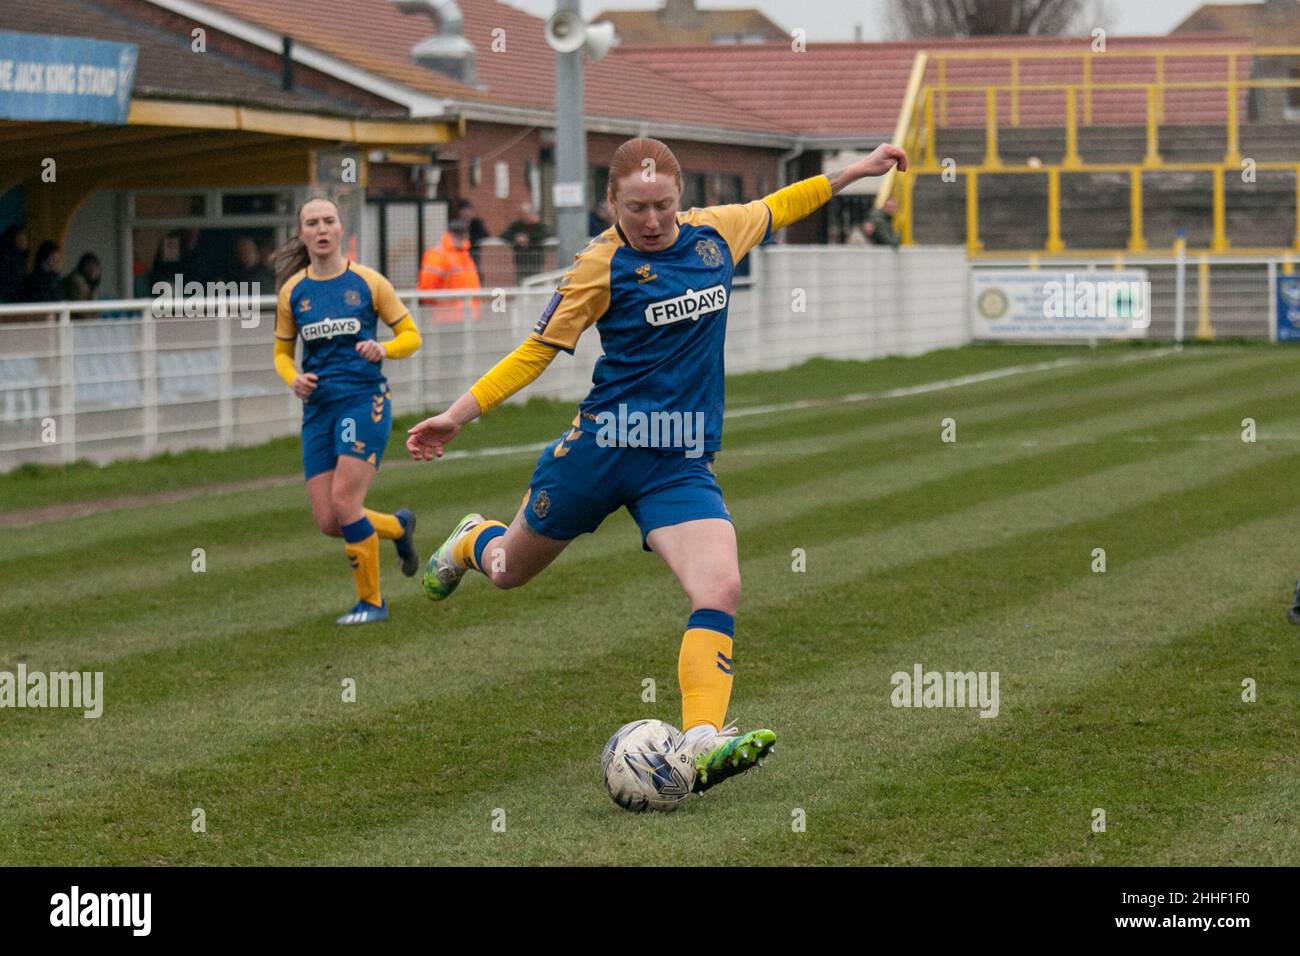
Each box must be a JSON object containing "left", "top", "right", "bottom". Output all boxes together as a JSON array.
[
  {"left": 218, "top": 312, "right": 233, "bottom": 445},
  {"left": 141, "top": 310, "right": 158, "bottom": 457},
  {"left": 1268, "top": 259, "right": 1278, "bottom": 343},
  {"left": 1174, "top": 237, "right": 1187, "bottom": 343},
  {"left": 58, "top": 308, "right": 76, "bottom": 463}
]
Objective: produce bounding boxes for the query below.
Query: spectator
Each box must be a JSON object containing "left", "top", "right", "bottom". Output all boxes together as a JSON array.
[
  {"left": 588, "top": 199, "right": 614, "bottom": 237},
  {"left": 454, "top": 199, "right": 489, "bottom": 273},
  {"left": 864, "top": 196, "right": 901, "bottom": 248},
  {"left": 228, "top": 236, "right": 275, "bottom": 291},
  {"left": 501, "top": 201, "right": 549, "bottom": 280},
  {"left": 150, "top": 228, "right": 208, "bottom": 291},
  {"left": 0, "top": 224, "right": 29, "bottom": 302},
  {"left": 61, "top": 252, "right": 102, "bottom": 302},
  {"left": 20, "top": 240, "right": 64, "bottom": 302},
  {"left": 418, "top": 219, "right": 481, "bottom": 323}
]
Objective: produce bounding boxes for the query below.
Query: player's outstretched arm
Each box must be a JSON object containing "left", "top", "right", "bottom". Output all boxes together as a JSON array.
[
  {"left": 760, "top": 143, "right": 907, "bottom": 233},
  {"left": 826, "top": 143, "right": 907, "bottom": 195},
  {"left": 407, "top": 395, "right": 476, "bottom": 461},
  {"left": 406, "top": 336, "right": 559, "bottom": 461}
]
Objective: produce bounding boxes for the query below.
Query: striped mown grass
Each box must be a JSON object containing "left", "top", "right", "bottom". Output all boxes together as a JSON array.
[{"left": 0, "top": 343, "right": 1296, "bottom": 865}]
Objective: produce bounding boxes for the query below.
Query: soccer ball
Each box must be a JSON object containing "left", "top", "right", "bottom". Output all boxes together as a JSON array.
[{"left": 602, "top": 719, "right": 696, "bottom": 813}]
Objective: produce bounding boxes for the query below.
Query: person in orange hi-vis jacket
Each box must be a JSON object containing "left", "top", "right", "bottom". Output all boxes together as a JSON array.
[{"left": 417, "top": 219, "right": 482, "bottom": 323}]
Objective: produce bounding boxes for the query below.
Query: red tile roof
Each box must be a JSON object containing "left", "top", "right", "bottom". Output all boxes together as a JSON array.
[
  {"left": 192, "top": 0, "right": 790, "bottom": 134},
  {"left": 1, "top": 0, "right": 381, "bottom": 116},
  {"left": 613, "top": 33, "right": 1258, "bottom": 134}
]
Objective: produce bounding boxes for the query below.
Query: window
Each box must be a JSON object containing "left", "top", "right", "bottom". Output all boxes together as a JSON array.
[{"left": 683, "top": 172, "right": 743, "bottom": 209}]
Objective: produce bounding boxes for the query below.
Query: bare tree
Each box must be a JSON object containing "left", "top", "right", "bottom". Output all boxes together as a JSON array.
[{"left": 886, "top": 0, "right": 1111, "bottom": 38}]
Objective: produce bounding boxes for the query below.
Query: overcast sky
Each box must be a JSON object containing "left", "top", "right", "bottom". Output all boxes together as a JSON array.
[{"left": 503, "top": 0, "right": 1262, "bottom": 42}]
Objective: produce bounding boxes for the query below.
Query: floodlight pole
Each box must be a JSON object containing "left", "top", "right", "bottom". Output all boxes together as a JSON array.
[{"left": 554, "top": 0, "right": 587, "bottom": 266}]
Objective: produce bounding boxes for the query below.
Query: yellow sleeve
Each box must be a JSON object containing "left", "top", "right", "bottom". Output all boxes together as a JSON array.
[
  {"left": 358, "top": 264, "right": 412, "bottom": 328},
  {"left": 762, "top": 175, "right": 833, "bottom": 232},
  {"left": 469, "top": 337, "right": 559, "bottom": 414},
  {"left": 682, "top": 199, "right": 773, "bottom": 263},
  {"left": 273, "top": 337, "right": 298, "bottom": 388},
  {"left": 274, "top": 276, "right": 299, "bottom": 340},
  {"left": 383, "top": 314, "right": 422, "bottom": 359},
  {"left": 530, "top": 235, "right": 617, "bottom": 352}
]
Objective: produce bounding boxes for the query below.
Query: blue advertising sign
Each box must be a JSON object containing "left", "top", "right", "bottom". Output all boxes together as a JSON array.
[
  {"left": 1278, "top": 275, "right": 1300, "bottom": 342},
  {"left": 0, "top": 31, "right": 137, "bottom": 125}
]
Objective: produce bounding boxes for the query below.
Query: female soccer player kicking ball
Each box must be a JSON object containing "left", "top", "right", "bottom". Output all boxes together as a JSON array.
[
  {"left": 273, "top": 196, "right": 423, "bottom": 625},
  {"left": 408, "top": 139, "right": 907, "bottom": 788}
]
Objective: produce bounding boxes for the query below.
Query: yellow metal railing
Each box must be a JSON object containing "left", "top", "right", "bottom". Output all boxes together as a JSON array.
[
  {"left": 891, "top": 45, "right": 1300, "bottom": 257},
  {"left": 928, "top": 45, "right": 1300, "bottom": 129},
  {"left": 922, "top": 77, "right": 1300, "bottom": 168}
]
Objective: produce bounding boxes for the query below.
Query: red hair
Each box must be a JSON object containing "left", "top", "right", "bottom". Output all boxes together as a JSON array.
[{"left": 607, "top": 138, "right": 683, "bottom": 201}]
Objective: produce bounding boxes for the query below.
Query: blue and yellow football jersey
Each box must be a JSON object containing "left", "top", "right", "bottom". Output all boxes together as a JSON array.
[
  {"left": 275, "top": 262, "right": 411, "bottom": 406},
  {"left": 530, "top": 201, "right": 773, "bottom": 453}
]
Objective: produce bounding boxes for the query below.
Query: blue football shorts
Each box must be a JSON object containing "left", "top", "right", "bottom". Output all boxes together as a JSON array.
[
  {"left": 522, "top": 425, "right": 731, "bottom": 548},
  {"left": 301, "top": 386, "right": 393, "bottom": 480}
]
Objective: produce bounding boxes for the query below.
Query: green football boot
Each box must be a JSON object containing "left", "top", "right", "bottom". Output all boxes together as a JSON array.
[
  {"left": 422, "top": 513, "right": 485, "bottom": 601},
  {"left": 689, "top": 726, "right": 777, "bottom": 793}
]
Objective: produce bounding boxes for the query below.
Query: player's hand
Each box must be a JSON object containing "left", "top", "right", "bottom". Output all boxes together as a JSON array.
[
  {"left": 292, "top": 372, "right": 318, "bottom": 400},
  {"left": 406, "top": 413, "right": 461, "bottom": 461},
  {"left": 355, "top": 339, "right": 386, "bottom": 363},
  {"left": 857, "top": 143, "right": 908, "bottom": 177}
]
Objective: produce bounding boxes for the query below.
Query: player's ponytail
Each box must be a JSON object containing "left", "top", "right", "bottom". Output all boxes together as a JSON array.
[
  {"left": 273, "top": 195, "right": 343, "bottom": 290},
  {"left": 607, "top": 138, "right": 683, "bottom": 202}
]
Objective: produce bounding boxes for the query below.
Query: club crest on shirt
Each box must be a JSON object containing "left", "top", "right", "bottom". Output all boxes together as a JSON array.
[
  {"left": 695, "top": 238, "right": 723, "bottom": 267},
  {"left": 532, "top": 489, "right": 551, "bottom": 519},
  {"left": 345, "top": 289, "right": 362, "bottom": 306}
]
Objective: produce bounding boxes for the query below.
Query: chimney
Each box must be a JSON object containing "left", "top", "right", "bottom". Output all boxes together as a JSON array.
[{"left": 661, "top": 0, "right": 699, "bottom": 28}]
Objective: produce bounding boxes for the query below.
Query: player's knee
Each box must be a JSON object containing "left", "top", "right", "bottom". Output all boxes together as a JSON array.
[
  {"left": 694, "top": 571, "right": 740, "bottom": 615},
  {"left": 314, "top": 513, "right": 342, "bottom": 537},
  {"left": 329, "top": 489, "right": 361, "bottom": 525},
  {"left": 487, "top": 564, "right": 527, "bottom": 590}
]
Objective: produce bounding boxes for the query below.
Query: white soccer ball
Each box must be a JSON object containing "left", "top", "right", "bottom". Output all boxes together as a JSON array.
[{"left": 602, "top": 719, "right": 696, "bottom": 813}]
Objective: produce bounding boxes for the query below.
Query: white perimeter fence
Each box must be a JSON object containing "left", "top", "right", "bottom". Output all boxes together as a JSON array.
[
  {"left": 23, "top": 243, "right": 1282, "bottom": 472},
  {"left": 968, "top": 254, "right": 1294, "bottom": 342}
]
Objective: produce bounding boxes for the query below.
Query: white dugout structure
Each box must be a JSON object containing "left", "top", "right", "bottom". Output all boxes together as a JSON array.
[{"left": 0, "top": 244, "right": 1290, "bottom": 472}]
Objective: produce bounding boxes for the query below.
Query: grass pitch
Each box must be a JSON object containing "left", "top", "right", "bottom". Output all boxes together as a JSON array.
[{"left": 1, "top": 343, "right": 1297, "bottom": 865}]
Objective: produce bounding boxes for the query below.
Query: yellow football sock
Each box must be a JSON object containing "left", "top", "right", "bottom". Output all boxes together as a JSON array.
[
  {"left": 341, "top": 516, "right": 382, "bottom": 607},
  {"left": 365, "top": 509, "right": 403, "bottom": 540},
  {"left": 678, "top": 610, "right": 736, "bottom": 731},
  {"left": 454, "top": 519, "right": 508, "bottom": 572}
]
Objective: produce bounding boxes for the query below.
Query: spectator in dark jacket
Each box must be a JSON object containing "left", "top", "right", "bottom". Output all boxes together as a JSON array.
[
  {"left": 501, "top": 201, "right": 549, "bottom": 280},
  {"left": 20, "top": 240, "right": 64, "bottom": 302},
  {"left": 455, "top": 199, "right": 489, "bottom": 273},
  {"left": 228, "top": 236, "right": 275, "bottom": 291},
  {"left": 61, "top": 252, "right": 102, "bottom": 302},
  {"left": 0, "top": 224, "right": 30, "bottom": 302},
  {"left": 855, "top": 196, "right": 901, "bottom": 248}
]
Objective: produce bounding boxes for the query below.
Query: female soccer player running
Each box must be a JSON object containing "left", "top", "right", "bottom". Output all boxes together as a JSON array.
[
  {"left": 408, "top": 139, "right": 907, "bottom": 789},
  {"left": 273, "top": 196, "right": 424, "bottom": 625}
]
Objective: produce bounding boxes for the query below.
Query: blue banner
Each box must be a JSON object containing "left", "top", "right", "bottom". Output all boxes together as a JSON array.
[
  {"left": 0, "top": 31, "right": 137, "bottom": 125},
  {"left": 1278, "top": 275, "right": 1300, "bottom": 342}
]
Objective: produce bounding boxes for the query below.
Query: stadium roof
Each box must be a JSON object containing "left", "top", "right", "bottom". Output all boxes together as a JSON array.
[
  {"left": 614, "top": 33, "right": 1259, "bottom": 139},
  {"left": 1, "top": 0, "right": 393, "bottom": 118},
  {"left": 150, "top": 0, "right": 795, "bottom": 144}
]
